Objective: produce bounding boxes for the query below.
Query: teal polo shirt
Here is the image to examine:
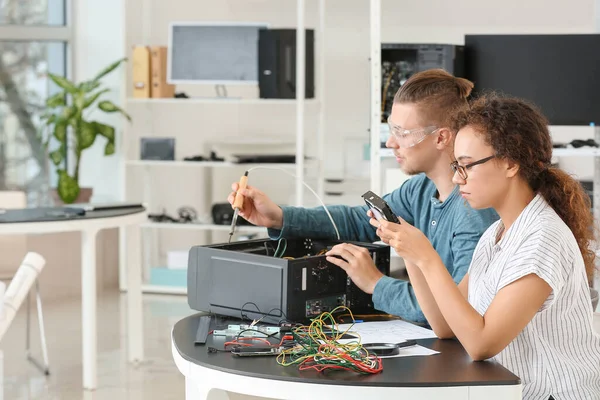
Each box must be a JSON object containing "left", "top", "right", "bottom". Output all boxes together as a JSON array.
[{"left": 268, "top": 173, "right": 499, "bottom": 323}]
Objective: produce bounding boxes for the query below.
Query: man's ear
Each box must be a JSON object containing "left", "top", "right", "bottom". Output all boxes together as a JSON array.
[{"left": 436, "top": 128, "right": 454, "bottom": 149}]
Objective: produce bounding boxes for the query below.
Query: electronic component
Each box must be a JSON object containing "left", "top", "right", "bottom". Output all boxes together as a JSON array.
[
  {"left": 380, "top": 43, "right": 465, "bottom": 126},
  {"left": 259, "top": 29, "right": 315, "bottom": 99},
  {"left": 194, "top": 315, "right": 212, "bottom": 345},
  {"left": 276, "top": 306, "right": 383, "bottom": 374},
  {"left": 212, "top": 324, "right": 280, "bottom": 337},
  {"left": 231, "top": 346, "right": 282, "bottom": 357},
  {"left": 362, "top": 191, "right": 400, "bottom": 224},
  {"left": 187, "top": 238, "right": 390, "bottom": 324},
  {"left": 140, "top": 137, "right": 175, "bottom": 160},
  {"left": 305, "top": 295, "right": 346, "bottom": 318}
]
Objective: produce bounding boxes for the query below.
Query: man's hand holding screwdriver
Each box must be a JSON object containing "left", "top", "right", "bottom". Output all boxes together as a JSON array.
[{"left": 228, "top": 182, "right": 285, "bottom": 229}]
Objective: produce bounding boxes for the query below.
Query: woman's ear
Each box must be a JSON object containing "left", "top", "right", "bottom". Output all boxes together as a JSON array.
[
  {"left": 505, "top": 159, "right": 520, "bottom": 178},
  {"left": 436, "top": 128, "right": 454, "bottom": 149}
]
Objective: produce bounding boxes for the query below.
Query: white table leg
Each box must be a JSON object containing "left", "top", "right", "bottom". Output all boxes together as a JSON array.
[
  {"left": 126, "top": 223, "right": 144, "bottom": 362},
  {"left": 0, "top": 349, "right": 4, "bottom": 400},
  {"left": 81, "top": 229, "right": 98, "bottom": 390},
  {"left": 118, "top": 226, "right": 127, "bottom": 292},
  {"left": 185, "top": 379, "right": 232, "bottom": 400},
  {"left": 186, "top": 378, "right": 206, "bottom": 399}
]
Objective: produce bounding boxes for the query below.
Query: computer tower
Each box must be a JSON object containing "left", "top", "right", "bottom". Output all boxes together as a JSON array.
[
  {"left": 187, "top": 238, "right": 390, "bottom": 324},
  {"left": 258, "top": 29, "right": 315, "bottom": 99},
  {"left": 381, "top": 43, "right": 465, "bottom": 123}
]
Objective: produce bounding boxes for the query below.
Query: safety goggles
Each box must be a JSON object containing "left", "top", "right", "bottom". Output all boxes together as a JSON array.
[{"left": 386, "top": 118, "right": 440, "bottom": 149}]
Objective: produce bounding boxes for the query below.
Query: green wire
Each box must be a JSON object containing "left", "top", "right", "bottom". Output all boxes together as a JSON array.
[{"left": 273, "top": 238, "right": 287, "bottom": 258}]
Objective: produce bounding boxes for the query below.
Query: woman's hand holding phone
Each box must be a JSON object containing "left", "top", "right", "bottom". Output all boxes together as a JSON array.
[{"left": 369, "top": 214, "right": 439, "bottom": 270}]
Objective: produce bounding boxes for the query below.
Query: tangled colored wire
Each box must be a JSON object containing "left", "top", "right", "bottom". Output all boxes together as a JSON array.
[{"left": 276, "top": 306, "right": 382, "bottom": 374}]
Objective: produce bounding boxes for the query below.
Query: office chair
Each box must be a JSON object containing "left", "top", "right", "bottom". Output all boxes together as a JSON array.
[{"left": 0, "top": 191, "right": 50, "bottom": 375}]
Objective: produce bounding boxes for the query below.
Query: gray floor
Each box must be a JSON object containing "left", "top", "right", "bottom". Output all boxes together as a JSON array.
[{"left": 1, "top": 290, "right": 195, "bottom": 400}]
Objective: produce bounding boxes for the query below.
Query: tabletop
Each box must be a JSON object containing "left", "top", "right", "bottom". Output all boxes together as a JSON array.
[
  {"left": 0, "top": 206, "right": 147, "bottom": 235},
  {"left": 0, "top": 206, "right": 146, "bottom": 224},
  {"left": 172, "top": 313, "right": 521, "bottom": 388}
]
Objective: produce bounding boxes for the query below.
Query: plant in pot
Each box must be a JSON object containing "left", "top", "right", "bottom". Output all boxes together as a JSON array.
[{"left": 41, "top": 58, "right": 130, "bottom": 204}]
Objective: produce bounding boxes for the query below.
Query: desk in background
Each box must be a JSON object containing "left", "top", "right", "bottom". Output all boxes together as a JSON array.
[
  {"left": 172, "top": 313, "right": 522, "bottom": 400},
  {"left": 0, "top": 207, "right": 147, "bottom": 390}
]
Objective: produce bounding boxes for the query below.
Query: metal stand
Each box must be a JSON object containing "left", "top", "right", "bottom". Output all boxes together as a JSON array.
[
  {"left": 369, "top": 0, "right": 382, "bottom": 194},
  {"left": 26, "top": 280, "right": 50, "bottom": 375},
  {"left": 593, "top": 127, "right": 600, "bottom": 292}
]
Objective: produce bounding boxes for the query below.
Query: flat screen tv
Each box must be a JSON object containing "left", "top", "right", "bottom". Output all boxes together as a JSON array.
[
  {"left": 465, "top": 34, "right": 600, "bottom": 125},
  {"left": 168, "top": 22, "right": 268, "bottom": 85}
]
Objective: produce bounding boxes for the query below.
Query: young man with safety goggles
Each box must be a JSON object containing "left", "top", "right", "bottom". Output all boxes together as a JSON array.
[{"left": 228, "top": 69, "right": 499, "bottom": 324}]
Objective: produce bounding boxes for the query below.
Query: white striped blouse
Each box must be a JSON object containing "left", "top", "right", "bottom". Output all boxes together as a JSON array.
[{"left": 467, "top": 194, "right": 600, "bottom": 400}]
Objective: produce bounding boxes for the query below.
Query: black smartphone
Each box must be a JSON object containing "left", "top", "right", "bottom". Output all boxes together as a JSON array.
[{"left": 361, "top": 191, "right": 400, "bottom": 224}]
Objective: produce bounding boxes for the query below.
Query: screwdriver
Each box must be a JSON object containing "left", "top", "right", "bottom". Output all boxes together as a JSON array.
[{"left": 229, "top": 171, "right": 249, "bottom": 243}]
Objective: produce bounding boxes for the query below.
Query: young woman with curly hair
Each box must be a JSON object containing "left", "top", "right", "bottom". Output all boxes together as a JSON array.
[{"left": 349, "top": 93, "right": 600, "bottom": 400}]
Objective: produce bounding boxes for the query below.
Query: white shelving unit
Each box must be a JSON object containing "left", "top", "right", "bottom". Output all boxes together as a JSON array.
[
  {"left": 552, "top": 147, "right": 600, "bottom": 157},
  {"left": 125, "top": 160, "right": 312, "bottom": 169},
  {"left": 378, "top": 146, "right": 600, "bottom": 159},
  {"left": 369, "top": 0, "right": 382, "bottom": 195},
  {"left": 127, "top": 97, "right": 318, "bottom": 105},
  {"left": 553, "top": 134, "right": 600, "bottom": 293},
  {"left": 367, "top": 0, "right": 599, "bottom": 291},
  {"left": 122, "top": 0, "right": 326, "bottom": 294}
]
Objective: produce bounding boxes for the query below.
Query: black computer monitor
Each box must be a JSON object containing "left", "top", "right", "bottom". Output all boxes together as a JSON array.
[{"left": 465, "top": 34, "right": 600, "bottom": 126}]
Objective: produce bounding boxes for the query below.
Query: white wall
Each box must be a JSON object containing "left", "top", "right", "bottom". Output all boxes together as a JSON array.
[
  {"left": 379, "top": 0, "right": 597, "bottom": 182},
  {"left": 79, "top": 0, "right": 599, "bottom": 202},
  {"left": 382, "top": 0, "right": 596, "bottom": 43},
  {"left": 75, "top": 0, "right": 126, "bottom": 202}
]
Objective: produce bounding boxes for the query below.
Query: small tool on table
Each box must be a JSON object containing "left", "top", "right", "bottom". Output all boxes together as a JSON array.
[
  {"left": 363, "top": 340, "right": 418, "bottom": 356},
  {"left": 229, "top": 171, "right": 249, "bottom": 243}
]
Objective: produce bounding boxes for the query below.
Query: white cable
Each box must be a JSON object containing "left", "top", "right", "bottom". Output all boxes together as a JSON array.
[{"left": 245, "top": 166, "right": 341, "bottom": 240}]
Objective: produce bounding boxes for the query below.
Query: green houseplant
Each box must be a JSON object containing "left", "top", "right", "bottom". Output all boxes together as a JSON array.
[{"left": 42, "top": 58, "right": 130, "bottom": 204}]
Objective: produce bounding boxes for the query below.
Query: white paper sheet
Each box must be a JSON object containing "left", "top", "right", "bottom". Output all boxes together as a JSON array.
[
  {"left": 336, "top": 320, "right": 438, "bottom": 343},
  {"left": 333, "top": 320, "right": 440, "bottom": 357},
  {"left": 376, "top": 345, "right": 439, "bottom": 358}
]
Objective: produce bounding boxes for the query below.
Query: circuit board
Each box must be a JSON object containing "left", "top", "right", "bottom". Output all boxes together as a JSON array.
[
  {"left": 381, "top": 60, "right": 416, "bottom": 122},
  {"left": 212, "top": 324, "right": 281, "bottom": 337},
  {"left": 306, "top": 294, "right": 347, "bottom": 318}
]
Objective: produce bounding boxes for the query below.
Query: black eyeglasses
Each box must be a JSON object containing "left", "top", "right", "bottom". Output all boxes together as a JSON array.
[{"left": 450, "top": 155, "right": 496, "bottom": 180}]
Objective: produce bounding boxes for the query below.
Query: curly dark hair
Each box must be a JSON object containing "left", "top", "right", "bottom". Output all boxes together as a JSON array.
[
  {"left": 452, "top": 93, "right": 596, "bottom": 283},
  {"left": 394, "top": 69, "right": 473, "bottom": 128}
]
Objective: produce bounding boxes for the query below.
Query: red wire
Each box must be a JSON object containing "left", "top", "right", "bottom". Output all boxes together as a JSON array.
[
  {"left": 296, "top": 351, "right": 382, "bottom": 374},
  {"left": 224, "top": 341, "right": 252, "bottom": 348},
  {"left": 224, "top": 334, "right": 294, "bottom": 349},
  {"left": 224, "top": 337, "right": 272, "bottom": 348}
]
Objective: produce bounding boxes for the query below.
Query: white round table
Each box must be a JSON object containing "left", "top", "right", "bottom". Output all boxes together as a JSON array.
[
  {"left": 172, "top": 314, "right": 522, "bottom": 400},
  {"left": 0, "top": 207, "right": 147, "bottom": 390}
]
